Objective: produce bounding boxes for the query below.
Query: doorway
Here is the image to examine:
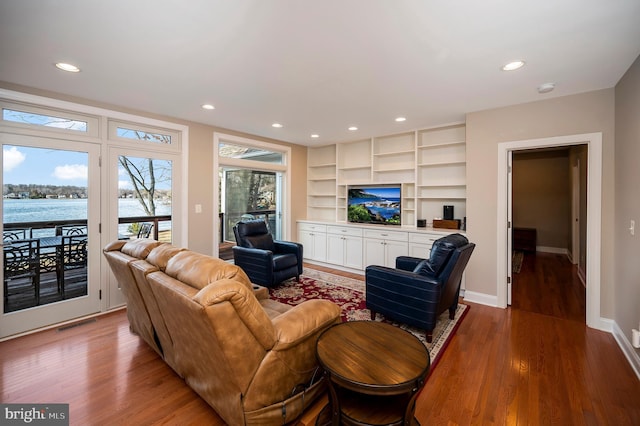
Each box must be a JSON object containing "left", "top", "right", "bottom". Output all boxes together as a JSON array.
[
  {"left": 510, "top": 147, "right": 587, "bottom": 322},
  {"left": 497, "top": 133, "right": 602, "bottom": 329},
  {"left": 1, "top": 137, "right": 101, "bottom": 337}
]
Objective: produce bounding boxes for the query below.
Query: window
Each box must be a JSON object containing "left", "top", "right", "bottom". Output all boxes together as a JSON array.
[
  {"left": 219, "top": 142, "right": 283, "bottom": 164},
  {"left": 0, "top": 101, "right": 98, "bottom": 137},
  {"left": 3, "top": 108, "right": 87, "bottom": 131},
  {"left": 108, "top": 120, "right": 180, "bottom": 150},
  {"left": 116, "top": 126, "right": 172, "bottom": 144}
]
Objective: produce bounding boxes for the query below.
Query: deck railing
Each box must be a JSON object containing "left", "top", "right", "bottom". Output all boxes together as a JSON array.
[{"left": 3, "top": 215, "right": 172, "bottom": 241}]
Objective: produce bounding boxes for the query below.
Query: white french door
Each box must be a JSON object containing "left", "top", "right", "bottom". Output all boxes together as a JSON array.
[
  {"left": 1, "top": 134, "right": 101, "bottom": 338},
  {"left": 105, "top": 146, "right": 181, "bottom": 307}
]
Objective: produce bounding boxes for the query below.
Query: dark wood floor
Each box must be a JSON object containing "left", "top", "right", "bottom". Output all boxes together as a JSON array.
[
  {"left": 1, "top": 257, "right": 639, "bottom": 425},
  {"left": 511, "top": 251, "right": 586, "bottom": 322}
]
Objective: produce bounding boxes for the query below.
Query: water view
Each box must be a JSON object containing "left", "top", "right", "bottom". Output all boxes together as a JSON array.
[{"left": 3, "top": 198, "right": 172, "bottom": 236}]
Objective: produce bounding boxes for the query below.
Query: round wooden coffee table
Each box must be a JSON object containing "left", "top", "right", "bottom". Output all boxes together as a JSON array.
[{"left": 316, "top": 321, "right": 430, "bottom": 426}]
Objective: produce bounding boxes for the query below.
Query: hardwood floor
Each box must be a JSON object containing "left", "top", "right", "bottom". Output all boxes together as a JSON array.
[
  {"left": 511, "top": 251, "right": 586, "bottom": 322},
  {"left": 1, "top": 260, "right": 639, "bottom": 425}
]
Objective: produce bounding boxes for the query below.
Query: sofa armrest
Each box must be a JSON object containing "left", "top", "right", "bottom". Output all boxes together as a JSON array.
[{"left": 271, "top": 299, "right": 341, "bottom": 351}]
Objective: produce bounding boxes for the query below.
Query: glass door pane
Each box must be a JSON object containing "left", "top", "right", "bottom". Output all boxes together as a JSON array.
[
  {"left": 2, "top": 139, "right": 100, "bottom": 337},
  {"left": 116, "top": 155, "right": 173, "bottom": 243},
  {"left": 219, "top": 167, "right": 281, "bottom": 259}
]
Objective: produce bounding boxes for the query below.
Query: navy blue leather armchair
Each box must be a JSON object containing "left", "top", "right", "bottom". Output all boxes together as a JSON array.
[
  {"left": 365, "top": 233, "right": 475, "bottom": 342},
  {"left": 232, "top": 220, "right": 303, "bottom": 287}
]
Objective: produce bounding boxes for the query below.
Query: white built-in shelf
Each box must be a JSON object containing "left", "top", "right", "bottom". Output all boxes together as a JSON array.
[
  {"left": 341, "top": 165, "right": 372, "bottom": 170},
  {"left": 373, "top": 149, "right": 415, "bottom": 157},
  {"left": 417, "top": 141, "right": 465, "bottom": 148},
  {"left": 307, "top": 123, "right": 466, "bottom": 223},
  {"left": 417, "top": 161, "right": 466, "bottom": 167},
  {"left": 309, "top": 162, "right": 337, "bottom": 167},
  {"left": 309, "top": 177, "right": 337, "bottom": 182}
]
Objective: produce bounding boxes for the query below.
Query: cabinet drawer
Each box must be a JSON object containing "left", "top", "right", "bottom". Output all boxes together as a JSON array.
[
  {"left": 409, "top": 232, "right": 442, "bottom": 246},
  {"left": 298, "top": 223, "right": 327, "bottom": 233},
  {"left": 326, "top": 226, "right": 362, "bottom": 237},
  {"left": 363, "top": 229, "right": 408, "bottom": 242}
]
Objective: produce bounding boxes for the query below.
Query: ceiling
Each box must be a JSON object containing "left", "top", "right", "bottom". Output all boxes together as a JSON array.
[{"left": 1, "top": 1, "right": 639, "bottom": 147}]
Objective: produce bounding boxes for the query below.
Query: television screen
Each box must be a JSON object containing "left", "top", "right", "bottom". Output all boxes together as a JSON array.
[{"left": 348, "top": 185, "right": 401, "bottom": 225}]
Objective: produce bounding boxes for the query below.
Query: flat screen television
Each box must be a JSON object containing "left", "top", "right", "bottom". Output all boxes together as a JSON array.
[{"left": 347, "top": 185, "right": 401, "bottom": 225}]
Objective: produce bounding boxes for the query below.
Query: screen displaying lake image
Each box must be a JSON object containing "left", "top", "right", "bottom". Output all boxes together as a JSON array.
[{"left": 347, "top": 186, "right": 401, "bottom": 225}]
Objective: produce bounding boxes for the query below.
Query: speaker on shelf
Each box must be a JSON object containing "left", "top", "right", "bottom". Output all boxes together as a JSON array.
[
  {"left": 417, "top": 219, "right": 426, "bottom": 228},
  {"left": 443, "top": 205, "right": 454, "bottom": 220}
]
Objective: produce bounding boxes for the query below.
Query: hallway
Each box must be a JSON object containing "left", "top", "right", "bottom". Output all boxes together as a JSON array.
[{"left": 511, "top": 251, "right": 586, "bottom": 323}]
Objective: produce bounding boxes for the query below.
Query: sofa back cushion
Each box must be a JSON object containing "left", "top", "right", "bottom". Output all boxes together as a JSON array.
[
  {"left": 146, "top": 243, "right": 187, "bottom": 271},
  {"left": 165, "top": 251, "right": 252, "bottom": 290},
  {"left": 234, "top": 220, "right": 275, "bottom": 251},
  {"left": 414, "top": 233, "right": 469, "bottom": 277},
  {"left": 120, "top": 238, "right": 163, "bottom": 259}
]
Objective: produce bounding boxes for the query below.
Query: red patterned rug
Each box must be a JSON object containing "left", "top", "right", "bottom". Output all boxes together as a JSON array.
[{"left": 270, "top": 268, "right": 468, "bottom": 369}]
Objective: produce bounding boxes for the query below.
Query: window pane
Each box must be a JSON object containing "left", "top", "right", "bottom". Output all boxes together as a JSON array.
[
  {"left": 2, "top": 108, "right": 87, "bottom": 132},
  {"left": 219, "top": 142, "right": 283, "bottom": 164},
  {"left": 3, "top": 144, "right": 89, "bottom": 312},
  {"left": 117, "top": 155, "right": 173, "bottom": 243},
  {"left": 117, "top": 127, "right": 172, "bottom": 144}
]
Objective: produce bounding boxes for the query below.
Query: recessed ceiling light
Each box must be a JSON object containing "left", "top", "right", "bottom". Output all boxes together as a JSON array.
[
  {"left": 55, "top": 62, "right": 80, "bottom": 73},
  {"left": 537, "top": 83, "right": 555, "bottom": 94},
  {"left": 395, "top": 117, "right": 406, "bottom": 122},
  {"left": 201, "top": 104, "right": 215, "bottom": 110},
  {"left": 272, "top": 123, "right": 283, "bottom": 128},
  {"left": 348, "top": 126, "right": 358, "bottom": 131},
  {"left": 502, "top": 60, "right": 525, "bottom": 71},
  {"left": 311, "top": 134, "right": 319, "bottom": 138}
]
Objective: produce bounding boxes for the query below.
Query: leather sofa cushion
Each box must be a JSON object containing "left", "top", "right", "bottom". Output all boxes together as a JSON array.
[
  {"left": 121, "top": 238, "right": 163, "bottom": 259},
  {"left": 146, "top": 243, "right": 187, "bottom": 271},
  {"left": 165, "top": 250, "right": 252, "bottom": 290}
]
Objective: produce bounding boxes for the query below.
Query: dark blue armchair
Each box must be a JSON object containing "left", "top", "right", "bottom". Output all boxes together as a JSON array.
[
  {"left": 232, "top": 220, "right": 303, "bottom": 287},
  {"left": 365, "top": 233, "right": 475, "bottom": 342}
]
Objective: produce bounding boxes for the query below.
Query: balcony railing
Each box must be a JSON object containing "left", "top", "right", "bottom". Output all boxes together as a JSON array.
[{"left": 3, "top": 215, "right": 172, "bottom": 241}]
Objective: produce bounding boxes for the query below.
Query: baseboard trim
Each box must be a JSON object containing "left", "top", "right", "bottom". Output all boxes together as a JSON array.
[
  {"left": 612, "top": 321, "right": 640, "bottom": 380},
  {"left": 463, "top": 290, "right": 498, "bottom": 307},
  {"left": 537, "top": 246, "right": 568, "bottom": 255}
]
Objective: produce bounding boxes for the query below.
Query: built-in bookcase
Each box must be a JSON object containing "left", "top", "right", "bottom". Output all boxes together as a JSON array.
[{"left": 307, "top": 123, "right": 466, "bottom": 227}]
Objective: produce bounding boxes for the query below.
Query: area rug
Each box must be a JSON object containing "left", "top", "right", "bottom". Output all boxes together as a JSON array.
[
  {"left": 270, "top": 268, "right": 468, "bottom": 369},
  {"left": 512, "top": 250, "right": 524, "bottom": 273}
]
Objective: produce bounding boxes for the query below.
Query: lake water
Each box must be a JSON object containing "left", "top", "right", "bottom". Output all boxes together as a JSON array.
[{"left": 3, "top": 198, "right": 172, "bottom": 236}]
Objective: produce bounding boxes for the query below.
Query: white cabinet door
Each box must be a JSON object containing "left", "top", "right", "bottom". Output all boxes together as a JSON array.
[
  {"left": 385, "top": 240, "right": 409, "bottom": 266},
  {"left": 299, "top": 229, "right": 327, "bottom": 262},
  {"left": 364, "top": 238, "right": 407, "bottom": 268},
  {"left": 299, "top": 229, "right": 314, "bottom": 258},
  {"left": 409, "top": 243, "right": 432, "bottom": 258},
  {"left": 326, "top": 233, "right": 345, "bottom": 265},
  {"left": 343, "top": 235, "right": 363, "bottom": 270},
  {"left": 364, "top": 238, "right": 387, "bottom": 267}
]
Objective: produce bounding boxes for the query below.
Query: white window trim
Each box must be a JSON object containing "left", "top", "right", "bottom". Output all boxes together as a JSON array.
[{"left": 0, "top": 88, "right": 189, "bottom": 250}]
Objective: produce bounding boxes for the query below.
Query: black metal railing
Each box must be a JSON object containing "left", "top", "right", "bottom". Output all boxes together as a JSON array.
[{"left": 3, "top": 215, "right": 172, "bottom": 241}]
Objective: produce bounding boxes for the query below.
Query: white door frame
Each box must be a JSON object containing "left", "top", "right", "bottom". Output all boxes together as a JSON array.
[
  {"left": 1, "top": 136, "right": 102, "bottom": 338},
  {"left": 571, "top": 160, "right": 581, "bottom": 265},
  {"left": 497, "top": 133, "right": 602, "bottom": 329}
]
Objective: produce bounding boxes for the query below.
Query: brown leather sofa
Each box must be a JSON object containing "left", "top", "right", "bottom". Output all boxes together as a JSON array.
[{"left": 104, "top": 239, "right": 341, "bottom": 425}]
